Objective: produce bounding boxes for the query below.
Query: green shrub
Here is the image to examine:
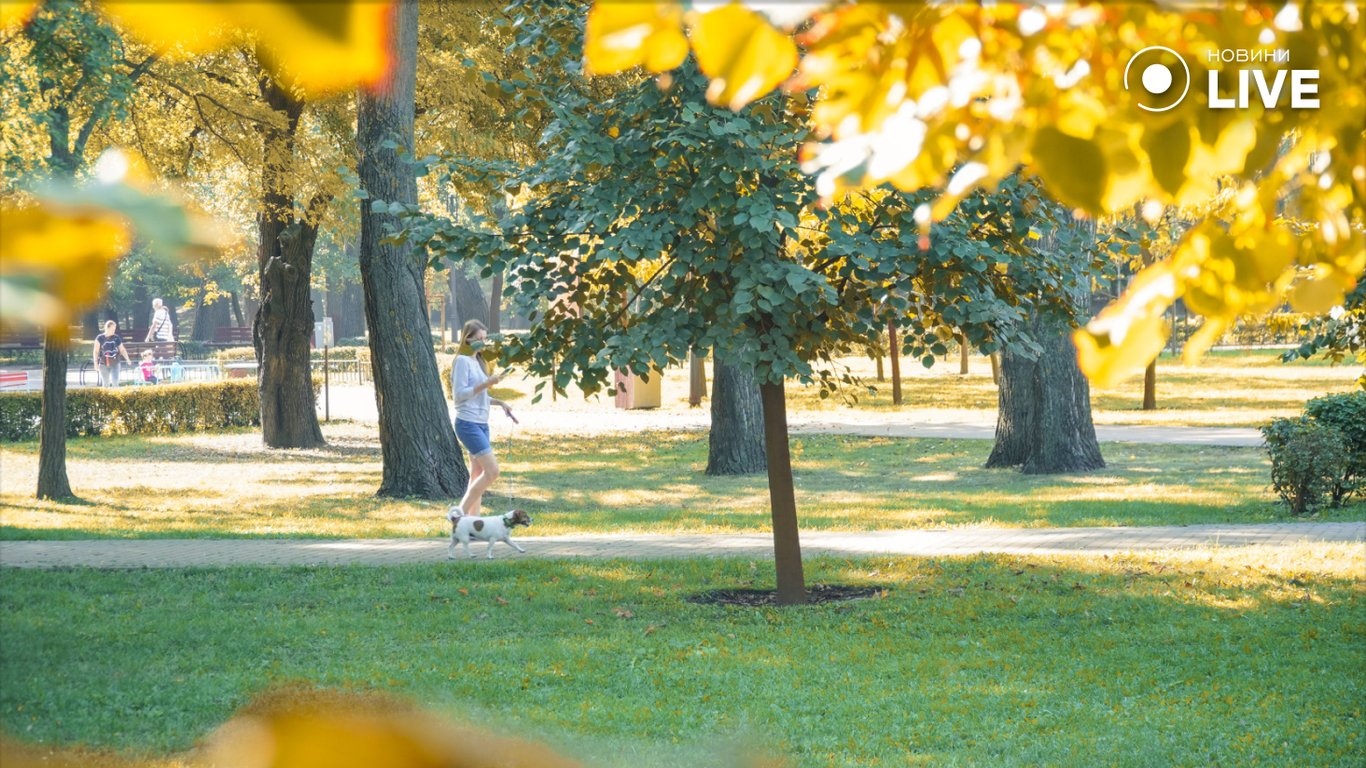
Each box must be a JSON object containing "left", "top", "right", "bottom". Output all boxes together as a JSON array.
[
  {"left": 0, "top": 380, "right": 261, "bottom": 442},
  {"left": 215, "top": 346, "right": 258, "bottom": 362},
  {"left": 1261, "top": 418, "right": 1348, "bottom": 515},
  {"left": 215, "top": 345, "right": 370, "bottom": 363},
  {"left": 1303, "top": 391, "right": 1366, "bottom": 504}
]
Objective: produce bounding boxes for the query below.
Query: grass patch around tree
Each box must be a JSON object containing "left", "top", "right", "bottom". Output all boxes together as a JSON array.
[
  {"left": 4, "top": 424, "right": 1360, "bottom": 540},
  {"left": 1, "top": 546, "right": 1362, "bottom": 766}
]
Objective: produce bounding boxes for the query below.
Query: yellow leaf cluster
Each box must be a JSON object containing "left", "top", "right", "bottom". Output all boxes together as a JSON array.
[
  {"left": 0, "top": 202, "right": 131, "bottom": 335},
  {"left": 0, "top": 0, "right": 36, "bottom": 30},
  {"left": 584, "top": 3, "right": 688, "bottom": 76},
  {"left": 99, "top": 1, "right": 393, "bottom": 95}
]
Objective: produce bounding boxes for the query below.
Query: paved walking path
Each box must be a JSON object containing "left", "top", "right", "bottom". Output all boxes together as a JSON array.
[
  {"left": 3, "top": 522, "right": 1360, "bottom": 569},
  {"left": 321, "top": 385, "right": 1264, "bottom": 446}
]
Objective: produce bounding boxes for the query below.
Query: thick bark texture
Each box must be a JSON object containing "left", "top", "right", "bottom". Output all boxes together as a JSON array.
[
  {"left": 706, "top": 351, "right": 765, "bottom": 475},
  {"left": 254, "top": 72, "right": 324, "bottom": 449},
  {"left": 36, "top": 332, "right": 72, "bottom": 500},
  {"left": 986, "top": 323, "right": 1105, "bottom": 474},
  {"left": 358, "top": 0, "right": 467, "bottom": 498},
  {"left": 760, "top": 380, "right": 806, "bottom": 605}
]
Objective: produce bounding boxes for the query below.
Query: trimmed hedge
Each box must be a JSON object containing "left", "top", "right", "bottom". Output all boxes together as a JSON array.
[
  {"left": 0, "top": 380, "right": 261, "bottom": 442},
  {"left": 215, "top": 346, "right": 371, "bottom": 363}
]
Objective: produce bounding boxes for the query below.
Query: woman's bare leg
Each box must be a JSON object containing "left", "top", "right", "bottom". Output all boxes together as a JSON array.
[{"left": 457, "top": 453, "right": 500, "bottom": 518}]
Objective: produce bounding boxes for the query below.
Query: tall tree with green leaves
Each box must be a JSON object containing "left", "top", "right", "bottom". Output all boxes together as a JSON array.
[
  {"left": 3, "top": 0, "right": 155, "bottom": 499},
  {"left": 403, "top": 38, "right": 1083, "bottom": 606}
]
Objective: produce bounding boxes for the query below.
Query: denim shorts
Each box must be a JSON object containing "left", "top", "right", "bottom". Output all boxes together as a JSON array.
[{"left": 455, "top": 418, "right": 492, "bottom": 458}]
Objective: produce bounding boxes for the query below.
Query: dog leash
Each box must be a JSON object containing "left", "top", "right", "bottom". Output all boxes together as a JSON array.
[{"left": 502, "top": 415, "right": 519, "bottom": 510}]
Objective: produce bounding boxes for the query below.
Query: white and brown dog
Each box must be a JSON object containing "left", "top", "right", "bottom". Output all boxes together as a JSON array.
[{"left": 447, "top": 507, "right": 532, "bottom": 560}]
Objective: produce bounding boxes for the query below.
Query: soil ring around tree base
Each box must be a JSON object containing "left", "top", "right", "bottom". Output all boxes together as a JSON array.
[{"left": 685, "top": 584, "right": 889, "bottom": 607}]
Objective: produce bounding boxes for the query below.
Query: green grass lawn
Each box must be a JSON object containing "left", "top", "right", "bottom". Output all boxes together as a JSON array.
[
  {"left": 2, "top": 547, "right": 1362, "bottom": 766},
  {"left": 4, "top": 424, "right": 1359, "bottom": 540}
]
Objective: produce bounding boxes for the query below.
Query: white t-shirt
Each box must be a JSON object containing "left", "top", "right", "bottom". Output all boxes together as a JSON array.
[
  {"left": 452, "top": 355, "right": 491, "bottom": 423},
  {"left": 149, "top": 307, "right": 174, "bottom": 341}
]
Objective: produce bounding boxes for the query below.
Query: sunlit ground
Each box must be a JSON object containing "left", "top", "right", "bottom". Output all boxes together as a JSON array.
[
  {"left": 486, "top": 348, "right": 1362, "bottom": 428},
  {"left": 3, "top": 423, "right": 1361, "bottom": 540}
]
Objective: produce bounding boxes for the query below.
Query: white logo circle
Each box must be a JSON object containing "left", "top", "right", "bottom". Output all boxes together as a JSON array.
[
  {"left": 1141, "top": 63, "right": 1173, "bottom": 94},
  {"left": 1124, "top": 46, "right": 1191, "bottom": 112}
]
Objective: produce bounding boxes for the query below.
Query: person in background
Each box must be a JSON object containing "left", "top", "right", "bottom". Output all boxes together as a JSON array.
[
  {"left": 93, "top": 320, "right": 131, "bottom": 387},
  {"left": 139, "top": 349, "right": 159, "bottom": 384},
  {"left": 145, "top": 297, "right": 175, "bottom": 358}
]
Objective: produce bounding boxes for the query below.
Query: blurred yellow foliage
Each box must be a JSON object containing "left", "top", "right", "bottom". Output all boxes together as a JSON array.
[
  {"left": 689, "top": 4, "right": 797, "bottom": 111},
  {"left": 0, "top": 203, "right": 130, "bottom": 336},
  {"left": 0, "top": 0, "right": 36, "bottom": 29},
  {"left": 100, "top": 1, "right": 392, "bottom": 95},
  {"left": 1, "top": 1, "right": 393, "bottom": 336},
  {"left": 583, "top": 3, "right": 687, "bottom": 76}
]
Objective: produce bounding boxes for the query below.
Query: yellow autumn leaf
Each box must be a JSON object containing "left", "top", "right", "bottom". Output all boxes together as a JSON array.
[
  {"left": 583, "top": 2, "right": 688, "bottom": 76},
  {"left": 101, "top": 1, "right": 392, "bottom": 95},
  {"left": 690, "top": 3, "right": 798, "bottom": 110},
  {"left": 1074, "top": 262, "right": 1180, "bottom": 388},
  {"left": 1182, "top": 316, "right": 1230, "bottom": 365},
  {"left": 201, "top": 690, "right": 587, "bottom": 768},
  {"left": 1288, "top": 269, "right": 1351, "bottom": 314},
  {"left": 0, "top": 0, "right": 37, "bottom": 30},
  {"left": 1031, "top": 127, "right": 1106, "bottom": 214},
  {"left": 0, "top": 203, "right": 132, "bottom": 330}
]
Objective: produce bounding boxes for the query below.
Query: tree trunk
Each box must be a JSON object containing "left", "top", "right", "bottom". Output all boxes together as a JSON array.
[
  {"left": 706, "top": 351, "right": 765, "bottom": 475},
  {"left": 132, "top": 280, "right": 150, "bottom": 336},
  {"left": 760, "top": 380, "right": 806, "bottom": 605},
  {"left": 254, "top": 71, "right": 324, "bottom": 449},
  {"left": 874, "top": 344, "right": 884, "bottom": 382},
  {"left": 36, "top": 331, "right": 72, "bottom": 500},
  {"left": 230, "top": 290, "right": 246, "bottom": 327},
  {"left": 488, "top": 270, "right": 504, "bottom": 333},
  {"left": 1142, "top": 359, "right": 1157, "bottom": 410},
  {"left": 990, "top": 351, "right": 1001, "bottom": 385},
  {"left": 191, "top": 288, "right": 232, "bottom": 342},
  {"left": 688, "top": 348, "right": 707, "bottom": 407},
  {"left": 450, "top": 265, "right": 488, "bottom": 330},
  {"left": 958, "top": 332, "right": 970, "bottom": 375},
  {"left": 888, "top": 319, "right": 902, "bottom": 405},
  {"left": 986, "top": 324, "right": 1105, "bottom": 474},
  {"left": 358, "top": 0, "right": 467, "bottom": 499},
  {"left": 328, "top": 281, "right": 365, "bottom": 340}
]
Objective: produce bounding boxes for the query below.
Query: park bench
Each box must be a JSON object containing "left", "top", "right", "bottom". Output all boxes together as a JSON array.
[
  {"left": 0, "top": 333, "right": 43, "bottom": 350},
  {"left": 209, "top": 326, "right": 254, "bottom": 347}
]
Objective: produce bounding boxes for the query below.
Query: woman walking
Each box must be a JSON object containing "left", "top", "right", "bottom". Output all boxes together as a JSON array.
[
  {"left": 93, "top": 320, "right": 132, "bottom": 387},
  {"left": 448, "top": 320, "right": 517, "bottom": 522}
]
